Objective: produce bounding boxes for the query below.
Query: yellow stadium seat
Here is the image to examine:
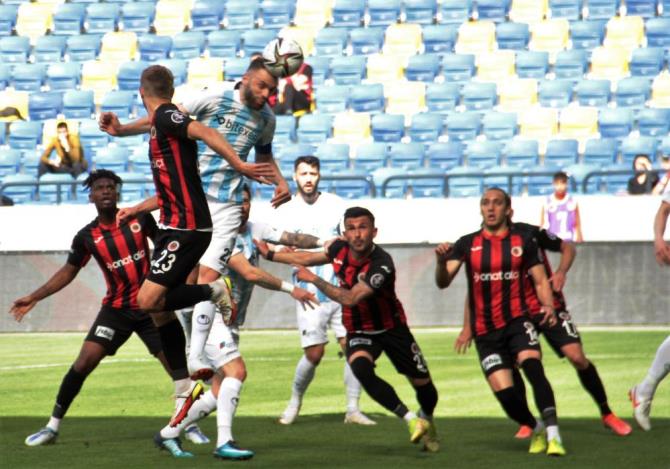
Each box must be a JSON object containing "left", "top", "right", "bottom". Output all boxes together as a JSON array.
[
  {"left": 99, "top": 32, "right": 138, "bottom": 64},
  {"left": 0, "top": 90, "right": 29, "bottom": 123},
  {"left": 509, "top": 0, "right": 548, "bottom": 24},
  {"left": 81, "top": 60, "right": 118, "bottom": 105},
  {"left": 294, "top": 0, "right": 332, "bottom": 32},
  {"left": 651, "top": 72, "right": 670, "bottom": 107},
  {"left": 187, "top": 57, "right": 223, "bottom": 88},
  {"left": 16, "top": 3, "right": 54, "bottom": 44},
  {"left": 332, "top": 112, "right": 371, "bottom": 145},
  {"left": 384, "top": 81, "right": 425, "bottom": 120},
  {"left": 559, "top": 106, "right": 598, "bottom": 143},
  {"left": 476, "top": 50, "right": 516, "bottom": 83},
  {"left": 497, "top": 78, "right": 538, "bottom": 112},
  {"left": 154, "top": 0, "right": 192, "bottom": 36},
  {"left": 383, "top": 23, "right": 423, "bottom": 60},
  {"left": 279, "top": 26, "right": 315, "bottom": 57},
  {"left": 529, "top": 19, "right": 569, "bottom": 56},
  {"left": 589, "top": 46, "right": 629, "bottom": 80},
  {"left": 604, "top": 15, "right": 644, "bottom": 52},
  {"left": 366, "top": 53, "right": 405, "bottom": 84},
  {"left": 455, "top": 21, "right": 496, "bottom": 55},
  {"left": 519, "top": 107, "right": 558, "bottom": 144}
]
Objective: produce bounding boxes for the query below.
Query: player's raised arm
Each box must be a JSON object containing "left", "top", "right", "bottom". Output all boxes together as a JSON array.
[
  {"left": 434, "top": 242, "right": 462, "bottom": 289},
  {"left": 99, "top": 113, "right": 151, "bottom": 136},
  {"left": 9, "top": 263, "right": 81, "bottom": 322},
  {"left": 253, "top": 239, "right": 329, "bottom": 266},
  {"left": 277, "top": 230, "right": 323, "bottom": 249},
  {"left": 294, "top": 265, "right": 374, "bottom": 308}
]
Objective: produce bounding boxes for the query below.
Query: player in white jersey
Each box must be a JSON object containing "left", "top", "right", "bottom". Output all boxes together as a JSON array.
[
  {"left": 157, "top": 185, "right": 320, "bottom": 460},
  {"left": 272, "top": 156, "right": 375, "bottom": 426}
]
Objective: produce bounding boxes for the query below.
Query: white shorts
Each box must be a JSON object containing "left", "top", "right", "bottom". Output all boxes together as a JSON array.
[
  {"left": 198, "top": 200, "right": 242, "bottom": 274},
  {"left": 297, "top": 301, "right": 347, "bottom": 349},
  {"left": 204, "top": 313, "right": 241, "bottom": 370}
]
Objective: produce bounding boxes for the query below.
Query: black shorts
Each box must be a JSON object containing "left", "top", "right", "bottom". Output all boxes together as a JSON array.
[
  {"left": 345, "top": 325, "right": 430, "bottom": 379},
  {"left": 146, "top": 228, "right": 211, "bottom": 288},
  {"left": 85, "top": 306, "right": 162, "bottom": 356},
  {"left": 475, "top": 316, "right": 541, "bottom": 377},
  {"left": 532, "top": 310, "right": 581, "bottom": 358}
]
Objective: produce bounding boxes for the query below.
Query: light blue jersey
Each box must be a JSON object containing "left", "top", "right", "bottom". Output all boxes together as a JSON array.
[{"left": 182, "top": 83, "right": 276, "bottom": 204}]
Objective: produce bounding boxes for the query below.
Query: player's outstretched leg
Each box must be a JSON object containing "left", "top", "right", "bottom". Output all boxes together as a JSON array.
[
  {"left": 213, "top": 376, "right": 254, "bottom": 460},
  {"left": 343, "top": 360, "right": 376, "bottom": 426},
  {"left": 510, "top": 367, "right": 534, "bottom": 439},
  {"left": 159, "top": 389, "right": 217, "bottom": 443},
  {"left": 630, "top": 336, "right": 670, "bottom": 431},
  {"left": 279, "top": 355, "right": 316, "bottom": 424}
]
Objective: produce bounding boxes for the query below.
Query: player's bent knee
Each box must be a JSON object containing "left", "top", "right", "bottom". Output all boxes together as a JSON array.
[
  {"left": 349, "top": 356, "right": 376, "bottom": 382},
  {"left": 304, "top": 345, "right": 325, "bottom": 365}
]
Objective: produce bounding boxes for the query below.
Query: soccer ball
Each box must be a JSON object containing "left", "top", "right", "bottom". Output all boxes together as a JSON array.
[{"left": 261, "top": 38, "right": 304, "bottom": 78}]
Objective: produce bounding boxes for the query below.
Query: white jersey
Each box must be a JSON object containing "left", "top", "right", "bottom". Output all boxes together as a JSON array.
[
  {"left": 181, "top": 82, "right": 276, "bottom": 204},
  {"left": 275, "top": 192, "right": 345, "bottom": 303}
]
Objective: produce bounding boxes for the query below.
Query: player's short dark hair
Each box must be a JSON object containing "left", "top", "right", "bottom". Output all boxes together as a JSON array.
[
  {"left": 56, "top": 122, "right": 68, "bottom": 131},
  {"left": 294, "top": 155, "right": 320, "bottom": 171},
  {"left": 483, "top": 187, "right": 511, "bottom": 208},
  {"left": 247, "top": 57, "right": 271, "bottom": 74},
  {"left": 249, "top": 52, "right": 263, "bottom": 63},
  {"left": 553, "top": 171, "right": 568, "bottom": 183},
  {"left": 344, "top": 206, "right": 375, "bottom": 226},
  {"left": 140, "top": 65, "right": 174, "bottom": 100},
  {"left": 241, "top": 182, "right": 252, "bottom": 199},
  {"left": 82, "top": 169, "right": 122, "bottom": 191}
]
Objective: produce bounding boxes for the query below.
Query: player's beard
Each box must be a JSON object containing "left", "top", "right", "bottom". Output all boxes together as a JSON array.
[
  {"left": 243, "top": 85, "right": 264, "bottom": 110},
  {"left": 297, "top": 179, "right": 319, "bottom": 200}
]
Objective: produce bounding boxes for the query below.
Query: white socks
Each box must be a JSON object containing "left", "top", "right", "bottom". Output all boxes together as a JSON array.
[
  {"left": 343, "top": 361, "right": 362, "bottom": 413},
  {"left": 638, "top": 336, "right": 670, "bottom": 399},
  {"left": 190, "top": 301, "right": 216, "bottom": 360},
  {"left": 174, "top": 378, "right": 193, "bottom": 396},
  {"left": 160, "top": 390, "right": 217, "bottom": 439},
  {"left": 175, "top": 307, "right": 194, "bottom": 351},
  {"left": 402, "top": 411, "right": 418, "bottom": 422},
  {"left": 546, "top": 425, "right": 561, "bottom": 443},
  {"left": 290, "top": 356, "right": 316, "bottom": 407},
  {"left": 217, "top": 377, "right": 243, "bottom": 447},
  {"left": 47, "top": 416, "right": 61, "bottom": 432}
]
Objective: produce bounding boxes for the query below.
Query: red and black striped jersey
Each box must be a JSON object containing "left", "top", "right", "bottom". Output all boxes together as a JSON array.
[
  {"left": 513, "top": 222, "right": 568, "bottom": 313},
  {"left": 327, "top": 239, "right": 407, "bottom": 333},
  {"left": 449, "top": 227, "right": 542, "bottom": 337},
  {"left": 67, "top": 212, "right": 157, "bottom": 310},
  {"left": 149, "top": 103, "right": 211, "bottom": 230}
]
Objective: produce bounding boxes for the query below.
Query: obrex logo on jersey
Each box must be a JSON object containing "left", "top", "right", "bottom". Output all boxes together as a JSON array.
[
  {"left": 473, "top": 271, "right": 519, "bottom": 282},
  {"left": 106, "top": 250, "right": 146, "bottom": 271},
  {"left": 214, "top": 115, "right": 260, "bottom": 141}
]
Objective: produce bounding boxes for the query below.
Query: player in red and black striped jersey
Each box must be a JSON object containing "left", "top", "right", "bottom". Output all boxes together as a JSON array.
[
  {"left": 11, "top": 171, "right": 203, "bottom": 453},
  {"left": 255, "top": 207, "right": 440, "bottom": 452},
  {"left": 435, "top": 188, "right": 566, "bottom": 456},
  {"left": 511, "top": 222, "right": 632, "bottom": 437}
]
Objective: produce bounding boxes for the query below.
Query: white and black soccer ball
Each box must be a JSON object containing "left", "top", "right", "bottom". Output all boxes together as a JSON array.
[{"left": 261, "top": 38, "right": 304, "bottom": 78}]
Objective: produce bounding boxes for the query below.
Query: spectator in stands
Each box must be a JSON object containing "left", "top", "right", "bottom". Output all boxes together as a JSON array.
[
  {"left": 628, "top": 154, "right": 659, "bottom": 195},
  {"left": 38, "top": 122, "right": 87, "bottom": 178},
  {"left": 540, "top": 171, "right": 583, "bottom": 242},
  {"left": 652, "top": 155, "right": 670, "bottom": 195},
  {"left": 270, "top": 62, "right": 313, "bottom": 118}
]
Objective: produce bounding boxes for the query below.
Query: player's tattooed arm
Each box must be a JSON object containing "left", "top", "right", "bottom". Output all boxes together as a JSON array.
[
  {"left": 99, "top": 113, "right": 151, "bottom": 136},
  {"left": 253, "top": 239, "right": 329, "bottom": 266},
  {"left": 9, "top": 264, "right": 81, "bottom": 322},
  {"left": 116, "top": 196, "right": 159, "bottom": 226},
  {"left": 295, "top": 266, "right": 372, "bottom": 307},
  {"left": 278, "top": 231, "right": 322, "bottom": 249},
  {"left": 528, "top": 264, "right": 557, "bottom": 327}
]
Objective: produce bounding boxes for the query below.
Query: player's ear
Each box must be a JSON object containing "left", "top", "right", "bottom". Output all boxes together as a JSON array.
[{"left": 372, "top": 227, "right": 378, "bottom": 239}]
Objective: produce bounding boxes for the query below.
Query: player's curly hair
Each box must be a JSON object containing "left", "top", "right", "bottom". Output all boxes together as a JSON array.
[{"left": 82, "top": 169, "right": 123, "bottom": 191}]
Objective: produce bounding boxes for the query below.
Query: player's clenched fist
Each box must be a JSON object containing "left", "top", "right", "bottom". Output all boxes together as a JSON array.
[
  {"left": 99, "top": 112, "right": 122, "bottom": 136},
  {"left": 435, "top": 242, "right": 453, "bottom": 263}
]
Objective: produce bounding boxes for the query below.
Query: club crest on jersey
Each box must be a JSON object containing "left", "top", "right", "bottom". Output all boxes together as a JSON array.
[
  {"left": 168, "top": 110, "right": 185, "bottom": 124},
  {"left": 129, "top": 222, "right": 141, "bottom": 233},
  {"left": 511, "top": 246, "right": 523, "bottom": 257},
  {"left": 369, "top": 273, "right": 385, "bottom": 288},
  {"left": 167, "top": 241, "right": 180, "bottom": 252}
]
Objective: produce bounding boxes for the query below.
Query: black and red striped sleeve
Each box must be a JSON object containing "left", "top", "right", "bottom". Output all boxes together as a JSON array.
[
  {"left": 521, "top": 235, "right": 543, "bottom": 270},
  {"left": 141, "top": 212, "right": 158, "bottom": 242},
  {"left": 362, "top": 252, "right": 394, "bottom": 290},
  {"left": 448, "top": 236, "right": 469, "bottom": 262},
  {"left": 535, "top": 227, "right": 563, "bottom": 253},
  {"left": 66, "top": 231, "right": 90, "bottom": 268}
]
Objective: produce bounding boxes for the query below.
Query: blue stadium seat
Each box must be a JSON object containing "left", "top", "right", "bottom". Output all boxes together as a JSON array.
[
  {"left": 0, "top": 4, "right": 17, "bottom": 37},
  {"left": 410, "top": 168, "right": 446, "bottom": 198},
  {"left": 29, "top": 92, "right": 63, "bottom": 121},
  {"left": 277, "top": 144, "right": 316, "bottom": 172},
  {"left": 297, "top": 114, "right": 332, "bottom": 144},
  {"left": 22, "top": 151, "right": 45, "bottom": 176},
  {"left": 538, "top": 80, "right": 574, "bottom": 108},
  {"left": 156, "top": 59, "right": 187, "bottom": 86},
  {"left": 129, "top": 147, "right": 151, "bottom": 175},
  {"left": 409, "top": 113, "right": 444, "bottom": 142},
  {"left": 476, "top": 0, "right": 511, "bottom": 22},
  {"left": 63, "top": 90, "right": 95, "bottom": 119},
  {"left": 620, "top": 136, "right": 658, "bottom": 164},
  {"left": 85, "top": 3, "right": 120, "bottom": 34},
  {"left": 422, "top": 25, "right": 457, "bottom": 53},
  {"left": 53, "top": 3, "right": 86, "bottom": 36},
  {"left": 350, "top": 83, "right": 384, "bottom": 113},
  {"left": 442, "top": 53, "right": 475, "bottom": 84},
  {"left": 373, "top": 167, "right": 407, "bottom": 198},
  {"left": 0, "top": 36, "right": 30, "bottom": 63},
  {"left": 315, "top": 85, "right": 349, "bottom": 114},
  {"left": 314, "top": 28, "right": 349, "bottom": 57},
  {"left": 565, "top": 162, "right": 601, "bottom": 193},
  {"left": 527, "top": 164, "right": 561, "bottom": 195},
  {"left": 545, "top": 139, "right": 578, "bottom": 167},
  {"left": 569, "top": 20, "right": 605, "bottom": 50},
  {"left": 575, "top": 79, "right": 611, "bottom": 107},
  {"left": 446, "top": 112, "right": 481, "bottom": 141},
  {"left": 504, "top": 140, "right": 539, "bottom": 166},
  {"left": 191, "top": 0, "right": 225, "bottom": 32},
  {"left": 646, "top": 18, "right": 670, "bottom": 48},
  {"left": 404, "top": 0, "right": 437, "bottom": 25},
  {"left": 662, "top": 0, "right": 670, "bottom": 17},
  {"left": 549, "top": 0, "right": 581, "bottom": 20},
  {"left": 46, "top": 63, "right": 81, "bottom": 91},
  {"left": 405, "top": 54, "right": 441, "bottom": 82},
  {"left": 118, "top": 61, "right": 148, "bottom": 91},
  {"left": 371, "top": 113, "right": 405, "bottom": 142},
  {"left": 661, "top": 135, "right": 670, "bottom": 155},
  {"left": 138, "top": 34, "right": 172, "bottom": 62},
  {"left": 598, "top": 108, "right": 633, "bottom": 140},
  {"left": 426, "top": 82, "right": 460, "bottom": 114},
  {"left": 0, "top": 148, "right": 21, "bottom": 178},
  {"left": 207, "top": 30, "right": 241, "bottom": 58},
  {"left": 515, "top": 51, "right": 549, "bottom": 79},
  {"left": 114, "top": 171, "right": 145, "bottom": 202},
  {"left": 0, "top": 122, "right": 5, "bottom": 145},
  {"left": 274, "top": 115, "right": 296, "bottom": 144},
  {"left": 9, "top": 122, "right": 42, "bottom": 151},
  {"left": 583, "top": 138, "right": 618, "bottom": 165},
  {"left": 626, "top": 0, "right": 659, "bottom": 18},
  {"left": 615, "top": 77, "right": 651, "bottom": 108},
  {"left": 2, "top": 174, "right": 37, "bottom": 204},
  {"left": 584, "top": 0, "right": 619, "bottom": 20},
  {"left": 331, "top": 172, "right": 372, "bottom": 199},
  {"left": 11, "top": 64, "right": 47, "bottom": 92},
  {"left": 439, "top": 0, "right": 473, "bottom": 25},
  {"left": 388, "top": 142, "right": 425, "bottom": 169},
  {"left": 120, "top": 2, "right": 155, "bottom": 34},
  {"left": 554, "top": 50, "right": 588, "bottom": 79},
  {"left": 331, "top": 0, "right": 366, "bottom": 28},
  {"left": 483, "top": 165, "right": 523, "bottom": 195},
  {"left": 101, "top": 91, "right": 135, "bottom": 119},
  {"left": 0, "top": 64, "right": 9, "bottom": 90},
  {"left": 309, "top": 56, "right": 330, "bottom": 85},
  {"left": 368, "top": 0, "right": 401, "bottom": 27},
  {"left": 38, "top": 173, "right": 75, "bottom": 203},
  {"left": 224, "top": 57, "right": 248, "bottom": 81},
  {"left": 427, "top": 141, "right": 464, "bottom": 170},
  {"left": 172, "top": 31, "right": 207, "bottom": 59},
  {"left": 638, "top": 109, "right": 670, "bottom": 138},
  {"left": 260, "top": 0, "right": 293, "bottom": 31},
  {"left": 353, "top": 143, "right": 387, "bottom": 171},
  {"left": 482, "top": 112, "right": 517, "bottom": 141},
  {"left": 601, "top": 162, "right": 631, "bottom": 193},
  {"left": 630, "top": 48, "right": 665, "bottom": 77},
  {"left": 241, "top": 29, "right": 275, "bottom": 57},
  {"left": 79, "top": 120, "right": 110, "bottom": 152},
  {"left": 496, "top": 22, "right": 529, "bottom": 50},
  {"left": 349, "top": 27, "right": 384, "bottom": 55},
  {"left": 67, "top": 34, "right": 102, "bottom": 62},
  {"left": 462, "top": 82, "right": 497, "bottom": 111},
  {"left": 34, "top": 36, "right": 67, "bottom": 63},
  {"left": 94, "top": 147, "right": 129, "bottom": 173},
  {"left": 466, "top": 140, "right": 502, "bottom": 169},
  {"left": 447, "top": 166, "right": 483, "bottom": 197},
  {"left": 331, "top": 55, "right": 366, "bottom": 85},
  {"left": 225, "top": 1, "right": 258, "bottom": 30},
  {"left": 314, "top": 143, "right": 350, "bottom": 173}
]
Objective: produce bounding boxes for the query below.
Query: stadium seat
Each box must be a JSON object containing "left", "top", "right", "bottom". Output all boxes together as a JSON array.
[
  {"left": 405, "top": 54, "right": 441, "bottom": 82},
  {"left": 426, "top": 141, "right": 464, "bottom": 170},
  {"left": 439, "top": 0, "right": 473, "bottom": 25},
  {"left": 372, "top": 167, "right": 406, "bottom": 198},
  {"left": 157, "top": 59, "right": 187, "bottom": 86},
  {"left": 570, "top": 20, "right": 606, "bottom": 50},
  {"left": 260, "top": 0, "right": 293, "bottom": 31},
  {"left": 559, "top": 106, "right": 599, "bottom": 141},
  {"left": 277, "top": 143, "right": 316, "bottom": 169},
  {"left": 29, "top": 92, "right": 62, "bottom": 121},
  {"left": 0, "top": 148, "right": 21, "bottom": 178},
  {"left": 81, "top": 60, "right": 118, "bottom": 104},
  {"left": 425, "top": 83, "right": 460, "bottom": 114},
  {"left": 575, "top": 79, "right": 611, "bottom": 107},
  {"left": 462, "top": 82, "right": 497, "bottom": 111},
  {"left": 388, "top": 142, "right": 425, "bottom": 169},
  {"left": 189, "top": 57, "right": 223, "bottom": 87},
  {"left": 371, "top": 113, "right": 405, "bottom": 142},
  {"left": 94, "top": 147, "right": 129, "bottom": 173},
  {"left": 294, "top": 0, "right": 331, "bottom": 30},
  {"left": 207, "top": 30, "right": 241, "bottom": 58},
  {"left": 476, "top": 0, "right": 510, "bottom": 22},
  {"left": 409, "top": 169, "right": 447, "bottom": 198},
  {"left": 616, "top": 76, "right": 651, "bottom": 108},
  {"left": 519, "top": 107, "right": 559, "bottom": 142},
  {"left": 590, "top": 47, "right": 629, "bottom": 80},
  {"left": 583, "top": 138, "right": 618, "bottom": 165},
  {"left": 352, "top": 143, "right": 387, "bottom": 171},
  {"left": 483, "top": 165, "right": 524, "bottom": 195},
  {"left": 466, "top": 140, "right": 502, "bottom": 169},
  {"left": 138, "top": 35, "right": 172, "bottom": 62},
  {"left": 496, "top": 22, "right": 530, "bottom": 50},
  {"left": 385, "top": 81, "right": 426, "bottom": 119},
  {"left": 316, "top": 85, "right": 350, "bottom": 114},
  {"left": 366, "top": 53, "right": 404, "bottom": 84},
  {"left": 331, "top": 112, "right": 371, "bottom": 145},
  {"left": 650, "top": 72, "right": 670, "bottom": 107},
  {"left": 62, "top": 90, "right": 95, "bottom": 119},
  {"left": 38, "top": 173, "right": 75, "bottom": 203},
  {"left": 350, "top": 83, "right": 385, "bottom": 113},
  {"left": 604, "top": 15, "right": 644, "bottom": 52},
  {"left": 222, "top": 57, "right": 247, "bottom": 82},
  {"left": 66, "top": 34, "right": 102, "bottom": 63},
  {"left": 0, "top": 64, "right": 9, "bottom": 91},
  {"left": 646, "top": 18, "right": 670, "bottom": 48},
  {"left": 584, "top": 0, "right": 619, "bottom": 20},
  {"left": 0, "top": 4, "right": 17, "bottom": 36},
  {"left": 11, "top": 64, "right": 47, "bottom": 93},
  {"left": 441, "top": 53, "right": 476, "bottom": 84},
  {"left": 16, "top": 2, "right": 54, "bottom": 43},
  {"left": 78, "top": 120, "right": 110, "bottom": 152},
  {"left": 0, "top": 36, "right": 30, "bottom": 63},
  {"left": 504, "top": 140, "right": 539, "bottom": 166},
  {"left": 476, "top": 50, "right": 516, "bottom": 82},
  {"left": 660, "top": 135, "right": 670, "bottom": 155},
  {"left": 601, "top": 162, "right": 631, "bottom": 194},
  {"left": 422, "top": 25, "right": 457, "bottom": 54},
  {"left": 565, "top": 162, "right": 602, "bottom": 193},
  {"left": 331, "top": 0, "right": 365, "bottom": 28},
  {"left": 529, "top": 19, "right": 570, "bottom": 55},
  {"left": 620, "top": 136, "right": 657, "bottom": 164},
  {"left": 350, "top": 27, "right": 384, "bottom": 55},
  {"left": 447, "top": 166, "right": 484, "bottom": 197},
  {"left": 52, "top": 3, "right": 86, "bottom": 36},
  {"left": 1, "top": 174, "right": 36, "bottom": 204},
  {"left": 383, "top": 23, "right": 423, "bottom": 59},
  {"left": 297, "top": 114, "right": 332, "bottom": 143},
  {"left": 637, "top": 109, "right": 670, "bottom": 137},
  {"left": 172, "top": 31, "right": 206, "bottom": 60},
  {"left": 154, "top": 0, "right": 191, "bottom": 36},
  {"left": 598, "top": 108, "right": 633, "bottom": 140},
  {"left": 626, "top": 0, "right": 659, "bottom": 17},
  {"left": 314, "top": 28, "right": 348, "bottom": 57},
  {"left": 8, "top": 121, "right": 42, "bottom": 150},
  {"left": 99, "top": 31, "right": 137, "bottom": 64},
  {"left": 331, "top": 55, "right": 367, "bottom": 85},
  {"left": 527, "top": 164, "right": 561, "bottom": 195},
  {"left": 117, "top": 61, "right": 148, "bottom": 92},
  {"left": 241, "top": 29, "right": 275, "bottom": 57},
  {"left": 549, "top": 0, "right": 581, "bottom": 20},
  {"left": 408, "top": 113, "right": 444, "bottom": 143},
  {"left": 34, "top": 36, "right": 67, "bottom": 63},
  {"left": 404, "top": 0, "right": 437, "bottom": 25},
  {"left": 279, "top": 25, "right": 316, "bottom": 57},
  {"left": 554, "top": 49, "right": 588, "bottom": 79},
  {"left": 630, "top": 48, "right": 665, "bottom": 78},
  {"left": 191, "top": 0, "right": 225, "bottom": 32},
  {"left": 545, "top": 139, "right": 579, "bottom": 166},
  {"left": 273, "top": 114, "right": 296, "bottom": 146},
  {"left": 85, "top": 3, "right": 120, "bottom": 35},
  {"left": 330, "top": 171, "right": 371, "bottom": 199},
  {"left": 497, "top": 78, "right": 538, "bottom": 112},
  {"left": 368, "top": 0, "right": 401, "bottom": 27},
  {"left": 482, "top": 112, "right": 517, "bottom": 141},
  {"left": 446, "top": 112, "right": 481, "bottom": 141},
  {"left": 120, "top": 2, "right": 155, "bottom": 34},
  {"left": 456, "top": 20, "right": 496, "bottom": 54},
  {"left": 101, "top": 91, "right": 135, "bottom": 119},
  {"left": 314, "top": 143, "right": 350, "bottom": 173},
  {"left": 516, "top": 51, "right": 549, "bottom": 79}
]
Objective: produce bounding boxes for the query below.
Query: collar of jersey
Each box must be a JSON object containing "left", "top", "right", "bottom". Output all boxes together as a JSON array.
[{"left": 481, "top": 228, "right": 509, "bottom": 240}]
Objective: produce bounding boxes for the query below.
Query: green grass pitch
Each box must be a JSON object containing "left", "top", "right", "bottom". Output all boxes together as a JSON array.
[{"left": 1, "top": 329, "right": 668, "bottom": 468}]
